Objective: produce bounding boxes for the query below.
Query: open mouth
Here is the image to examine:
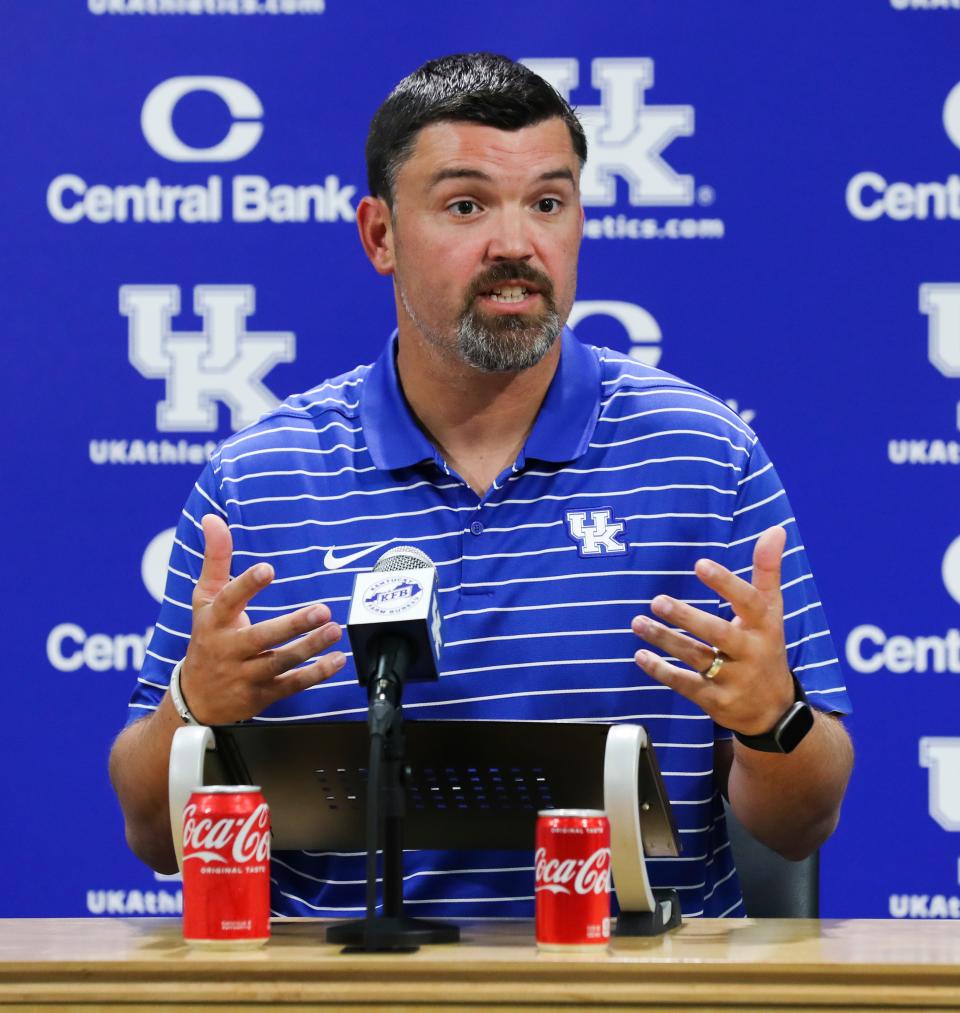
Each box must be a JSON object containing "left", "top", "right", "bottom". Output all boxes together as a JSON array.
[{"left": 482, "top": 283, "right": 540, "bottom": 305}]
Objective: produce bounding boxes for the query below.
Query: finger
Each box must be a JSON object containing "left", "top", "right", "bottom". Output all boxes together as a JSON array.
[
  {"left": 241, "top": 602, "right": 333, "bottom": 655},
  {"left": 247, "top": 622, "right": 343, "bottom": 682},
  {"left": 632, "top": 615, "right": 715, "bottom": 673},
  {"left": 692, "top": 557, "right": 766, "bottom": 626},
  {"left": 210, "top": 560, "right": 275, "bottom": 624},
  {"left": 635, "top": 648, "right": 713, "bottom": 702},
  {"left": 194, "top": 514, "right": 235, "bottom": 607},
  {"left": 648, "top": 595, "right": 742, "bottom": 655},
  {"left": 750, "top": 526, "right": 787, "bottom": 603},
  {"left": 269, "top": 649, "right": 348, "bottom": 698}
]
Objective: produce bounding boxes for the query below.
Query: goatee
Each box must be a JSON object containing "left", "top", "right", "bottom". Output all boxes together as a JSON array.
[{"left": 455, "top": 262, "right": 562, "bottom": 373}]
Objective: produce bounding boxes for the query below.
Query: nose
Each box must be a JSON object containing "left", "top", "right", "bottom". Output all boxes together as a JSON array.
[{"left": 485, "top": 207, "right": 535, "bottom": 262}]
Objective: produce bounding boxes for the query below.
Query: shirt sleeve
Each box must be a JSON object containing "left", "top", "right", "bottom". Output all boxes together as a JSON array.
[
  {"left": 722, "top": 439, "right": 852, "bottom": 715},
  {"left": 125, "top": 463, "right": 226, "bottom": 726}
]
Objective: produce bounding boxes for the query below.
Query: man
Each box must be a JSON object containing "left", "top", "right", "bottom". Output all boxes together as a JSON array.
[{"left": 111, "top": 53, "right": 853, "bottom": 919}]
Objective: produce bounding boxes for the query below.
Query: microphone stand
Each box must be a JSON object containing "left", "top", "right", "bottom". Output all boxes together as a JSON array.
[{"left": 326, "top": 636, "right": 460, "bottom": 952}]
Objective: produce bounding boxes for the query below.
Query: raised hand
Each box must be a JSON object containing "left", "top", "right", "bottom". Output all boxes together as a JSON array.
[
  {"left": 179, "top": 513, "right": 345, "bottom": 725},
  {"left": 632, "top": 526, "right": 795, "bottom": 736}
]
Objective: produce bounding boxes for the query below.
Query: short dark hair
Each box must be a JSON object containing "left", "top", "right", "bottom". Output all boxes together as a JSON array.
[{"left": 366, "top": 52, "right": 587, "bottom": 206}]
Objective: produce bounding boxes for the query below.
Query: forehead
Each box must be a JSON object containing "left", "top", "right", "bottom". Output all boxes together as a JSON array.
[{"left": 396, "top": 118, "right": 580, "bottom": 190}]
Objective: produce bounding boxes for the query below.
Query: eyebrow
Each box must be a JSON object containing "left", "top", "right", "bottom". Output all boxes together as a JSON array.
[{"left": 426, "top": 167, "right": 576, "bottom": 189}]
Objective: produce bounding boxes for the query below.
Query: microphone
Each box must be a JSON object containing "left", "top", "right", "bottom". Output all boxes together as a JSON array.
[{"left": 346, "top": 546, "right": 444, "bottom": 736}]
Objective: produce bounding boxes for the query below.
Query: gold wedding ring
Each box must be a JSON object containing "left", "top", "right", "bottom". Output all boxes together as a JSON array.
[{"left": 701, "top": 647, "right": 726, "bottom": 681}]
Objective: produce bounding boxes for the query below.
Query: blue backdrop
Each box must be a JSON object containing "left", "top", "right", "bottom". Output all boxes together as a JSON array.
[{"left": 3, "top": 0, "right": 959, "bottom": 920}]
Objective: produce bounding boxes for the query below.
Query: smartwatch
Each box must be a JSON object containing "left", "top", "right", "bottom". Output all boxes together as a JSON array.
[{"left": 733, "top": 674, "right": 814, "bottom": 754}]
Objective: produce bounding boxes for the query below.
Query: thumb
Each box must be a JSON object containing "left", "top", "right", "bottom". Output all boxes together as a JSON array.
[{"left": 194, "top": 513, "right": 233, "bottom": 608}]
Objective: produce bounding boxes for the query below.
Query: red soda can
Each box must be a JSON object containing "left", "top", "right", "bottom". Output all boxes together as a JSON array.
[
  {"left": 182, "top": 785, "right": 271, "bottom": 948},
  {"left": 535, "top": 809, "right": 611, "bottom": 950}
]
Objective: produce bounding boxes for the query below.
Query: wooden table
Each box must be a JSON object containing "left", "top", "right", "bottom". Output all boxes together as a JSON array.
[{"left": 1, "top": 918, "right": 959, "bottom": 1011}]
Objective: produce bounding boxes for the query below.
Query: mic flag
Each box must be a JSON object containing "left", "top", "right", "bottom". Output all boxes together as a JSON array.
[{"left": 346, "top": 545, "right": 444, "bottom": 687}]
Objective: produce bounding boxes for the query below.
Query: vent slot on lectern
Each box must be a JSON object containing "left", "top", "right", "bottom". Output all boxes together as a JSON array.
[
  {"left": 313, "top": 765, "right": 557, "bottom": 813},
  {"left": 407, "top": 765, "right": 555, "bottom": 812}
]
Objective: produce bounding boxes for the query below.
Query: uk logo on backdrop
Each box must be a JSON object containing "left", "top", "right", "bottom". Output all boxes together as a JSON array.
[
  {"left": 888, "top": 737, "right": 960, "bottom": 919},
  {"left": 121, "top": 283, "right": 295, "bottom": 432},
  {"left": 887, "top": 737, "right": 960, "bottom": 919},
  {"left": 921, "top": 737, "right": 960, "bottom": 833},
  {"left": 920, "top": 284, "right": 960, "bottom": 431},
  {"left": 87, "top": 283, "right": 294, "bottom": 466},
  {"left": 522, "top": 57, "right": 724, "bottom": 241},
  {"left": 887, "top": 283, "right": 960, "bottom": 465}
]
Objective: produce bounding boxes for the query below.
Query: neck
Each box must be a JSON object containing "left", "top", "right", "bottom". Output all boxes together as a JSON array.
[{"left": 396, "top": 324, "right": 560, "bottom": 496}]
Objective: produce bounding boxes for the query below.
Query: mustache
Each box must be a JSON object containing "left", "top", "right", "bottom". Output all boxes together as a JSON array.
[{"left": 464, "top": 261, "right": 555, "bottom": 303}]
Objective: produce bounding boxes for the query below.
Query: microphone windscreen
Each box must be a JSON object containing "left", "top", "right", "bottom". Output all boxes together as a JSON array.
[{"left": 373, "top": 545, "right": 433, "bottom": 572}]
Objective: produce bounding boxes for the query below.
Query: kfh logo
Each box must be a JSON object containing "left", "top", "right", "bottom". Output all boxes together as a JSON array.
[
  {"left": 566, "top": 508, "right": 628, "bottom": 557},
  {"left": 120, "top": 284, "right": 294, "bottom": 432},
  {"left": 364, "top": 578, "right": 424, "bottom": 616},
  {"left": 523, "top": 58, "right": 694, "bottom": 207},
  {"left": 920, "top": 738, "right": 960, "bottom": 832},
  {"left": 920, "top": 284, "right": 960, "bottom": 430},
  {"left": 141, "top": 77, "right": 263, "bottom": 163}
]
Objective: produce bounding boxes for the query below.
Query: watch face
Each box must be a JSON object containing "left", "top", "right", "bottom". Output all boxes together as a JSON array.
[{"left": 777, "top": 703, "right": 815, "bottom": 753}]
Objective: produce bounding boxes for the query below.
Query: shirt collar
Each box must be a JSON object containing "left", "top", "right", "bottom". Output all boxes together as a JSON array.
[
  {"left": 360, "top": 327, "right": 600, "bottom": 471},
  {"left": 360, "top": 332, "right": 437, "bottom": 471},
  {"left": 523, "top": 327, "right": 601, "bottom": 463}
]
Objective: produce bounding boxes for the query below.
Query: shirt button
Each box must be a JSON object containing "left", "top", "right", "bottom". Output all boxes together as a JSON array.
[{"left": 470, "top": 521, "right": 484, "bottom": 536}]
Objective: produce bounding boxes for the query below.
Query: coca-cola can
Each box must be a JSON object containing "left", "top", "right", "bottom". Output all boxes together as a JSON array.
[
  {"left": 535, "top": 809, "right": 611, "bottom": 950},
  {"left": 182, "top": 785, "right": 271, "bottom": 948}
]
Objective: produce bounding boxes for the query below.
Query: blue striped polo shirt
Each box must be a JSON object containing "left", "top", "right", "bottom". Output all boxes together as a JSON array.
[{"left": 130, "top": 328, "right": 851, "bottom": 920}]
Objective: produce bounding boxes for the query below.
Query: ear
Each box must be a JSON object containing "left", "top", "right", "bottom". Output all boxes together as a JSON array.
[{"left": 356, "top": 195, "right": 395, "bottom": 276}]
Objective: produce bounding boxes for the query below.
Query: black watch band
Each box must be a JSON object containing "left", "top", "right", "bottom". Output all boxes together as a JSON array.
[{"left": 733, "top": 673, "right": 814, "bottom": 754}]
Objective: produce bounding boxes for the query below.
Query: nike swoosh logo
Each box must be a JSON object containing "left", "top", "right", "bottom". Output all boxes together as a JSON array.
[{"left": 323, "top": 541, "right": 390, "bottom": 571}]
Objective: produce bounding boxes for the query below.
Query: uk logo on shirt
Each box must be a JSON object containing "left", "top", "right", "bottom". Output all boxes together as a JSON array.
[{"left": 565, "top": 508, "right": 628, "bottom": 557}]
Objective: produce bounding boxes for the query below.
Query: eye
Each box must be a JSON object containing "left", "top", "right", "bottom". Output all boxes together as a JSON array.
[
  {"left": 449, "top": 200, "right": 479, "bottom": 216},
  {"left": 536, "top": 197, "right": 561, "bottom": 214}
]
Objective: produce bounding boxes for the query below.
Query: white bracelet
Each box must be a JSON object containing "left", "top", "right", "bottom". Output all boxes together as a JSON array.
[{"left": 168, "top": 658, "right": 200, "bottom": 726}]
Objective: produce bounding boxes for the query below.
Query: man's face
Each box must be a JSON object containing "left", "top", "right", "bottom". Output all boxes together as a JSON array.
[{"left": 386, "top": 117, "right": 583, "bottom": 373}]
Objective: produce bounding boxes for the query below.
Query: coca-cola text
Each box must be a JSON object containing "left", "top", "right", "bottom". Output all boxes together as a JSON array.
[{"left": 534, "top": 845, "right": 611, "bottom": 895}]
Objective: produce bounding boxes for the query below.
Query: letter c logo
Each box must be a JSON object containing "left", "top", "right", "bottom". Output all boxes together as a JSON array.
[
  {"left": 141, "top": 76, "right": 263, "bottom": 162},
  {"left": 568, "top": 300, "right": 662, "bottom": 366},
  {"left": 943, "top": 81, "right": 960, "bottom": 152},
  {"left": 943, "top": 535, "right": 960, "bottom": 606}
]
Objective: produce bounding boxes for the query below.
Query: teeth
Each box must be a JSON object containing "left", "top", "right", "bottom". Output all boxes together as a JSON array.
[{"left": 489, "top": 285, "right": 529, "bottom": 303}]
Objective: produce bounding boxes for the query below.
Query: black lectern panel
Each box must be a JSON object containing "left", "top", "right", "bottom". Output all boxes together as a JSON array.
[
  {"left": 209, "top": 720, "right": 663, "bottom": 852},
  {"left": 212, "top": 719, "right": 607, "bottom": 850}
]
